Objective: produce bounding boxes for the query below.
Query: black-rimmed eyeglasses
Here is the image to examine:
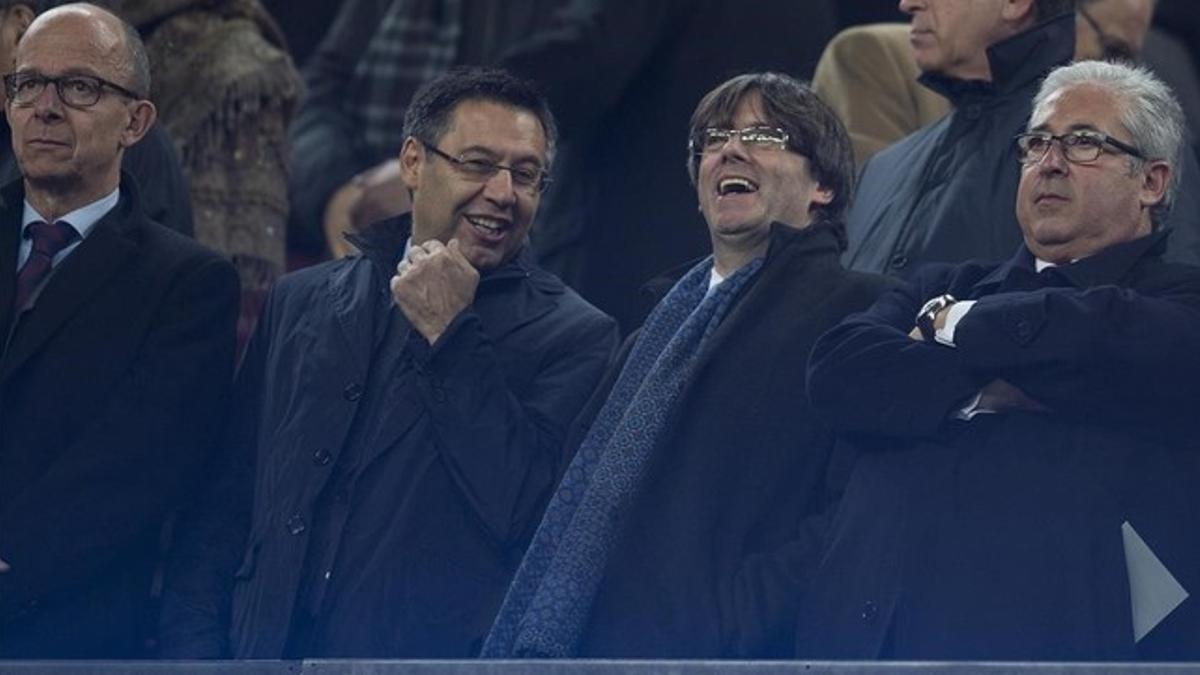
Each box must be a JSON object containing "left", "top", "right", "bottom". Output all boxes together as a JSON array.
[
  {"left": 3, "top": 72, "right": 143, "bottom": 109},
  {"left": 1015, "top": 129, "right": 1145, "bottom": 165},
  {"left": 421, "top": 141, "right": 551, "bottom": 194}
]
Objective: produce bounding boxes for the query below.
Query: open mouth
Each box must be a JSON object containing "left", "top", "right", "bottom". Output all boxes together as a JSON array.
[
  {"left": 466, "top": 214, "right": 510, "bottom": 236},
  {"left": 717, "top": 177, "right": 759, "bottom": 197}
]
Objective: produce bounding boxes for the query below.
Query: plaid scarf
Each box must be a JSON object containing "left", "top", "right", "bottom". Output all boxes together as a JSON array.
[
  {"left": 354, "top": 0, "right": 462, "bottom": 162},
  {"left": 482, "top": 255, "right": 764, "bottom": 658}
]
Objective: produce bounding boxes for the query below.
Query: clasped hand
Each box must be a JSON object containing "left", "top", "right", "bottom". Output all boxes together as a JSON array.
[{"left": 391, "top": 239, "right": 479, "bottom": 344}]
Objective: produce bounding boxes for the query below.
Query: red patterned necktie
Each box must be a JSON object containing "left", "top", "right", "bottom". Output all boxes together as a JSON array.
[{"left": 14, "top": 220, "right": 77, "bottom": 310}]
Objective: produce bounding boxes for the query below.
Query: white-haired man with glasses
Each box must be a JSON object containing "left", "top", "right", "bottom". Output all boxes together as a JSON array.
[
  {"left": 158, "top": 66, "right": 617, "bottom": 659},
  {"left": 797, "top": 59, "right": 1200, "bottom": 660}
]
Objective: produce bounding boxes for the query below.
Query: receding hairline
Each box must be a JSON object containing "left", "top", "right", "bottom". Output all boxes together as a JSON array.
[{"left": 20, "top": 2, "right": 148, "bottom": 95}]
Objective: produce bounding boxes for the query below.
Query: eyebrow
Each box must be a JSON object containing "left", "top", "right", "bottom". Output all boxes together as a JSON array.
[
  {"left": 14, "top": 67, "right": 106, "bottom": 80},
  {"left": 1029, "top": 121, "right": 1104, "bottom": 134},
  {"left": 456, "top": 144, "right": 545, "bottom": 167}
]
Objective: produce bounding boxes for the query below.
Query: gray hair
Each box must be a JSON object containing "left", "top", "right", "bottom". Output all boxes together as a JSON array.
[{"left": 1031, "top": 60, "right": 1185, "bottom": 227}]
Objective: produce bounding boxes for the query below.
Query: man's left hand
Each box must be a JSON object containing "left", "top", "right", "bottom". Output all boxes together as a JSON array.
[{"left": 391, "top": 239, "right": 480, "bottom": 344}]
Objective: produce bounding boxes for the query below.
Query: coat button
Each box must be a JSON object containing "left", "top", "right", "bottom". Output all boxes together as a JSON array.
[
  {"left": 286, "top": 514, "right": 306, "bottom": 535},
  {"left": 432, "top": 387, "right": 447, "bottom": 403},
  {"left": 343, "top": 382, "right": 364, "bottom": 402},
  {"left": 1015, "top": 319, "right": 1032, "bottom": 339},
  {"left": 312, "top": 449, "right": 332, "bottom": 466},
  {"left": 860, "top": 600, "right": 879, "bottom": 624},
  {"left": 889, "top": 254, "right": 908, "bottom": 270}
]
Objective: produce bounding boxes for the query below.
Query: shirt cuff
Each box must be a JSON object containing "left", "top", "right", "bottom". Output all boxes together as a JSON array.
[{"left": 934, "top": 300, "right": 976, "bottom": 347}]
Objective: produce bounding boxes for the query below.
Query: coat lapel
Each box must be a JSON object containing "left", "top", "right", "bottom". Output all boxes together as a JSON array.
[{"left": 1, "top": 213, "right": 136, "bottom": 382}]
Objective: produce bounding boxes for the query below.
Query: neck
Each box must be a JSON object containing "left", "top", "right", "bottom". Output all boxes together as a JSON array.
[
  {"left": 712, "top": 240, "right": 768, "bottom": 277},
  {"left": 24, "top": 176, "right": 119, "bottom": 222}
]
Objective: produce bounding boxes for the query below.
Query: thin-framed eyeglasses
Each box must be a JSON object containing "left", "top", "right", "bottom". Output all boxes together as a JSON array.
[
  {"left": 421, "top": 141, "right": 551, "bottom": 194},
  {"left": 1015, "top": 129, "right": 1145, "bottom": 165},
  {"left": 1077, "top": 7, "right": 1136, "bottom": 62},
  {"left": 4, "top": 72, "right": 143, "bottom": 109},
  {"left": 689, "top": 126, "right": 791, "bottom": 155}
]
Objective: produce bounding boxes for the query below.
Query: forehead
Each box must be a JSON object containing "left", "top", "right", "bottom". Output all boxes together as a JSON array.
[
  {"left": 1031, "top": 84, "right": 1125, "bottom": 133},
  {"left": 16, "top": 13, "right": 125, "bottom": 78},
  {"left": 438, "top": 98, "right": 547, "bottom": 160}
]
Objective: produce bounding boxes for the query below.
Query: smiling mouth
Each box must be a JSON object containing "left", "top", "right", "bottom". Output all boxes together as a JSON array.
[
  {"left": 465, "top": 214, "right": 511, "bottom": 236},
  {"left": 717, "top": 177, "right": 759, "bottom": 196}
]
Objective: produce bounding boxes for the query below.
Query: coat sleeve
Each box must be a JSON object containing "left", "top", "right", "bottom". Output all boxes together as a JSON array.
[
  {"left": 500, "top": 0, "right": 687, "bottom": 138},
  {"left": 156, "top": 283, "right": 276, "bottom": 658},
  {"left": 806, "top": 268, "right": 990, "bottom": 440},
  {"left": 286, "top": 0, "right": 391, "bottom": 251},
  {"left": 0, "top": 255, "right": 238, "bottom": 622},
  {"left": 409, "top": 303, "right": 619, "bottom": 547},
  {"left": 952, "top": 272, "right": 1200, "bottom": 432}
]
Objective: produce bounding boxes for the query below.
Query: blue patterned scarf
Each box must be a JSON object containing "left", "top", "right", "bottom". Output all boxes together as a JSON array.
[{"left": 481, "top": 255, "right": 764, "bottom": 657}]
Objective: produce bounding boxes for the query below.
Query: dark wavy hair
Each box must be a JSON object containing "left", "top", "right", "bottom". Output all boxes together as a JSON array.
[{"left": 687, "top": 72, "right": 855, "bottom": 225}]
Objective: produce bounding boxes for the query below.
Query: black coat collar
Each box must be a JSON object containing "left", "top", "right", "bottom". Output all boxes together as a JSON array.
[
  {"left": 641, "top": 220, "right": 846, "bottom": 304},
  {"left": 919, "top": 13, "right": 1075, "bottom": 104},
  {"left": 976, "top": 228, "right": 1171, "bottom": 292}
]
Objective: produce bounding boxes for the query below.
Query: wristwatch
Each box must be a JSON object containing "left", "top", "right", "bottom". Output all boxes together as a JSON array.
[{"left": 916, "top": 294, "right": 956, "bottom": 342}]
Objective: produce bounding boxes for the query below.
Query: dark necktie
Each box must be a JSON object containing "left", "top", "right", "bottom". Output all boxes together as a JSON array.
[{"left": 14, "top": 220, "right": 77, "bottom": 310}]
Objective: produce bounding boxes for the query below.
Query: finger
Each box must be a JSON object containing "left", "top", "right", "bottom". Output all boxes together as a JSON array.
[
  {"left": 421, "top": 239, "right": 446, "bottom": 255},
  {"left": 445, "top": 239, "right": 474, "bottom": 269},
  {"left": 0, "top": 559, "right": 10, "bottom": 573}
]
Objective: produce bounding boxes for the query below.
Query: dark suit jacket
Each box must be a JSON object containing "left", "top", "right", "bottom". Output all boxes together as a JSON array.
[
  {"left": 799, "top": 230, "right": 1200, "bottom": 660},
  {"left": 562, "top": 222, "right": 896, "bottom": 657},
  {"left": 0, "top": 177, "right": 238, "bottom": 657}
]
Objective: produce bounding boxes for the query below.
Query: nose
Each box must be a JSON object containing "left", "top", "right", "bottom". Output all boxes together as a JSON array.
[
  {"left": 482, "top": 167, "right": 518, "bottom": 206},
  {"left": 31, "top": 83, "right": 64, "bottom": 120},
  {"left": 714, "top": 133, "right": 752, "bottom": 163},
  {"left": 898, "top": 0, "right": 921, "bottom": 15},
  {"left": 1033, "top": 139, "right": 1070, "bottom": 174}
]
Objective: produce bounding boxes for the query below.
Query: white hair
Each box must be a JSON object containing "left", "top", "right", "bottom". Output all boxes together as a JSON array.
[{"left": 1031, "top": 60, "right": 1186, "bottom": 226}]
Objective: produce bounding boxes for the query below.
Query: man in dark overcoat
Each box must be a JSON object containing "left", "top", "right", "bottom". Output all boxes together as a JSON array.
[
  {"left": 0, "top": 3, "right": 237, "bottom": 657},
  {"left": 483, "top": 72, "right": 896, "bottom": 659},
  {"left": 158, "top": 66, "right": 617, "bottom": 659},
  {"left": 798, "top": 60, "right": 1200, "bottom": 661}
]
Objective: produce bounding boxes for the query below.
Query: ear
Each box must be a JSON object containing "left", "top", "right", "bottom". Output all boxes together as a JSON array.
[
  {"left": 119, "top": 99, "right": 156, "bottom": 148},
  {"left": 811, "top": 183, "right": 835, "bottom": 206},
  {"left": 1000, "top": 0, "right": 1037, "bottom": 25},
  {"left": 399, "top": 136, "right": 424, "bottom": 192},
  {"left": 1139, "top": 160, "right": 1171, "bottom": 210},
  {"left": 117, "top": 99, "right": 156, "bottom": 147}
]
